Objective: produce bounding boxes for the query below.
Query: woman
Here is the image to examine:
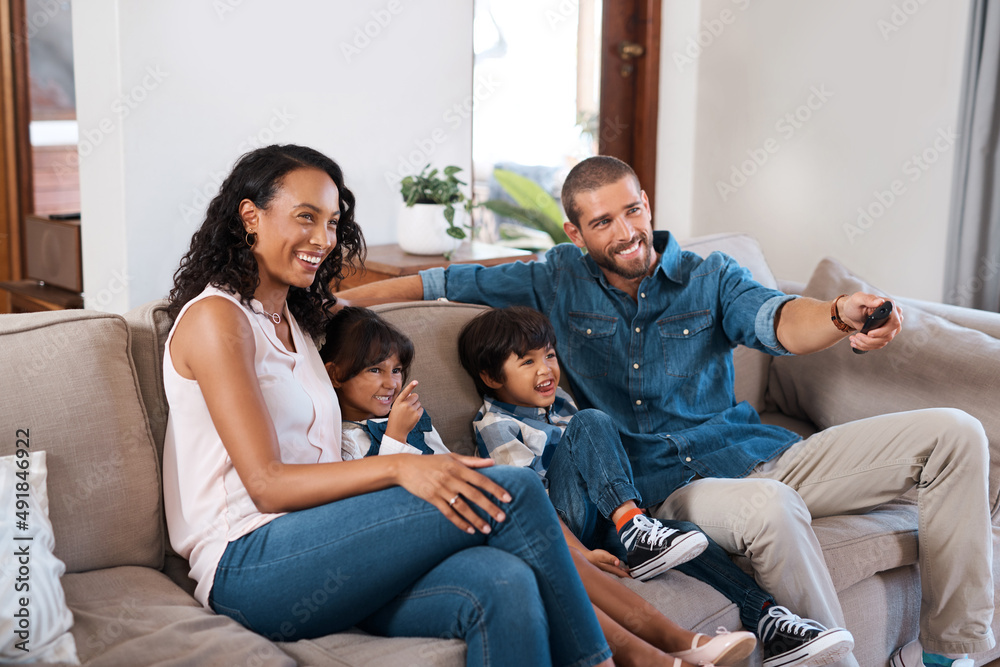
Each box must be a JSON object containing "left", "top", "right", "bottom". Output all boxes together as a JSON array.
[{"left": 162, "top": 144, "right": 613, "bottom": 667}]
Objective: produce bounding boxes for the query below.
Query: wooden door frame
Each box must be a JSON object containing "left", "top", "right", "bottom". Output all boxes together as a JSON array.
[
  {"left": 0, "top": 0, "right": 31, "bottom": 299},
  {"left": 600, "top": 0, "right": 661, "bottom": 215}
]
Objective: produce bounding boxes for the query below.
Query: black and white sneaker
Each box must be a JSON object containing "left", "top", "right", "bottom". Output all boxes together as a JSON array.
[
  {"left": 618, "top": 514, "right": 708, "bottom": 581},
  {"left": 758, "top": 605, "right": 854, "bottom": 667}
]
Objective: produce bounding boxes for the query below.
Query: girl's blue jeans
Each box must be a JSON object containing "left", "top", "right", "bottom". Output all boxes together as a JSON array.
[
  {"left": 547, "top": 408, "right": 774, "bottom": 632},
  {"left": 209, "top": 465, "right": 611, "bottom": 667}
]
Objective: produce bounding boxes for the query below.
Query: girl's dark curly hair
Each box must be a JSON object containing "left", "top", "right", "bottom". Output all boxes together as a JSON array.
[{"left": 167, "top": 144, "right": 365, "bottom": 338}]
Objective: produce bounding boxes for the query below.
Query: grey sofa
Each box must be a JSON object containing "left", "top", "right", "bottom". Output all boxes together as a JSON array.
[{"left": 2, "top": 232, "right": 999, "bottom": 666}]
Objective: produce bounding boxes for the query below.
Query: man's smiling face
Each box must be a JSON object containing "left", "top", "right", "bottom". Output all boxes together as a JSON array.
[{"left": 563, "top": 176, "right": 656, "bottom": 286}]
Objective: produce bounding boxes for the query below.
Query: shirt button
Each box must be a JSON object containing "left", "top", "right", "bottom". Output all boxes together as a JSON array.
[
  {"left": 685, "top": 456, "right": 692, "bottom": 462},
  {"left": 640, "top": 292, "right": 646, "bottom": 298},
  {"left": 683, "top": 328, "right": 690, "bottom": 335},
  {"left": 633, "top": 363, "right": 639, "bottom": 369},
  {"left": 635, "top": 399, "right": 642, "bottom": 405},
  {"left": 586, "top": 329, "right": 592, "bottom": 335},
  {"left": 635, "top": 327, "right": 641, "bottom": 333}
]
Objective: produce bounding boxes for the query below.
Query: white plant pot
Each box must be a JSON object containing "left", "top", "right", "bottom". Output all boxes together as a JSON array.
[{"left": 397, "top": 202, "right": 464, "bottom": 255}]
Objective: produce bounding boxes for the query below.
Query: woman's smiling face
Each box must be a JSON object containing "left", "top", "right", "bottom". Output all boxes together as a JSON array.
[{"left": 244, "top": 167, "right": 341, "bottom": 293}]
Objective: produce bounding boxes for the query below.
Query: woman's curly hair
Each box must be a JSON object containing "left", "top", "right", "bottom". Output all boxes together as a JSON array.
[{"left": 166, "top": 144, "right": 365, "bottom": 338}]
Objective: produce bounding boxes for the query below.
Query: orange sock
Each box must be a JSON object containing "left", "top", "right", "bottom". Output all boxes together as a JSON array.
[{"left": 614, "top": 507, "right": 643, "bottom": 533}]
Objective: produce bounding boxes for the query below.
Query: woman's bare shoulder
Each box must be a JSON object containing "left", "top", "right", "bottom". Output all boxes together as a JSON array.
[{"left": 171, "top": 295, "right": 255, "bottom": 379}]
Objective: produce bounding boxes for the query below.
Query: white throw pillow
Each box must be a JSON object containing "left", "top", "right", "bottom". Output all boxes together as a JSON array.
[{"left": 0, "top": 449, "right": 79, "bottom": 664}]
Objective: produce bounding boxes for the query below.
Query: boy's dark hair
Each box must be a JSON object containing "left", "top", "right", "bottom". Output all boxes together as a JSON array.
[
  {"left": 458, "top": 306, "right": 557, "bottom": 398},
  {"left": 321, "top": 307, "right": 414, "bottom": 383}
]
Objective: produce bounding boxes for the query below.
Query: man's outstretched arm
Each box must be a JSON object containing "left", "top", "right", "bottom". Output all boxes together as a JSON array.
[
  {"left": 775, "top": 292, "right": 903, "bottom": 355},
  {"left": 335, "top": 275, "right": 425, "bottom": 308}
]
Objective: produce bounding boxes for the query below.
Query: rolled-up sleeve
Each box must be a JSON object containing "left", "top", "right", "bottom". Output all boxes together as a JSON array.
[
  {"left": 419, "top": 267, "right": 448, "bottom": 301},
  {"left": 754, "top": 294, "right": 797, "bottom": 355}
]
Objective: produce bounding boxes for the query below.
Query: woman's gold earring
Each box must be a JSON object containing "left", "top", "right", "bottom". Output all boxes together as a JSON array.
[{"left": 245, "top": 230, "right": 256, "bottom": 247}]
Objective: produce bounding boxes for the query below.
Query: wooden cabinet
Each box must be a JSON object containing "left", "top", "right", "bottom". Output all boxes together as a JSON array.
[{"left": 0, "top": 280, "right": 83, "bottom": 314}]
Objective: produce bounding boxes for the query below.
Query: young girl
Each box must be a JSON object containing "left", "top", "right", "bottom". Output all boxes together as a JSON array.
[{"left": 322, "top": 306, "right": 757, "bottom": 667}]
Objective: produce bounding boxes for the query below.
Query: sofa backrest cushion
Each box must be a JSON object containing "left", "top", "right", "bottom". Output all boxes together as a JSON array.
[
  {"left": 123, "top": 299, "right": 172, "bottom": 459},
  {"left": 0, "top": 310, "right": 163, "bottom": 572}
]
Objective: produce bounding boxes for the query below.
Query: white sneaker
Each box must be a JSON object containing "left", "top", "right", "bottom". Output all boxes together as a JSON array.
[{"left": 890, "top": 639, "right": 974, "bottom": 667}]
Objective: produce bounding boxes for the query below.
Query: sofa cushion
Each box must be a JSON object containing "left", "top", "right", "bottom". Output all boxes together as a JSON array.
[
  {"left": 0, "top": 311, "right": 163, "bottom": 572},
  {"left": 122, "top": 300, "right": 172, "bottom": 457},
  {"left": 279, "top": 630, "right": 465, "bottom": 667},
  {"left": 63, "top": 566, "right": 294, "bottom": 666},
  {"left": 680, "top": 233, "right": 780, "bottom": 415},
  {"left": 768, "top": 257, "right": 1000, "bottom": 516},
  {"left": 0, "top": 450, "right": 78, "bottom": 663}
]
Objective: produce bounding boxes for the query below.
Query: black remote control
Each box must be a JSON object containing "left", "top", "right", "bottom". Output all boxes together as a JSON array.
[{"left": 853, "top": 300, "right": 893, "bottom": 355}]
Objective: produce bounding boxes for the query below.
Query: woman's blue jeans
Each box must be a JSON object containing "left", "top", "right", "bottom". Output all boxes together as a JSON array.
[
  {"left": 209, "top": 466, "right": 611, "bottom": 667},
  {"left": 547, "top": 409, "right": 775, "bottom": 632}
]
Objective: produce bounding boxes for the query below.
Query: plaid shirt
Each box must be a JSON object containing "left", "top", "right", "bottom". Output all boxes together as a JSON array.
[{"left": 472, "top": 387, "right": 578, "bottom": 479}]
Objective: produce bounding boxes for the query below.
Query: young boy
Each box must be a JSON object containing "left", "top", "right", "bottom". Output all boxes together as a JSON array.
[{"left": 458, "top": 306, "right": 855, "bottom": 667}]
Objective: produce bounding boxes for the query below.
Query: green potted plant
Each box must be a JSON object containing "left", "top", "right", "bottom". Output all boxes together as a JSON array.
[{"left": 397, "top": 164, "right": 470, "bottom": 255}]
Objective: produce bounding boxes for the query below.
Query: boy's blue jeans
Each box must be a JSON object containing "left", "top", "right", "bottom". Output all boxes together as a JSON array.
[
  {"left": 209, "top": 466, "right": 611, "bottom": 667},
  {"left": 547, "top": 409, "right": 774, "bottom": 632}
]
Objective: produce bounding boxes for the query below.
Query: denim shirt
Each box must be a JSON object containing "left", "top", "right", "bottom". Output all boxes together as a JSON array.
[{"left": 421, "top": 231, "right": 802, "bottom": 506}]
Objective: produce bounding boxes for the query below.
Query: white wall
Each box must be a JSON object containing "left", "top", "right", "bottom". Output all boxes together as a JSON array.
[
  {"left": 73, "top": 1, "right": 473, "bottom": 312},
  {"left": 658, "top": 0, "right": 971, "bottom": 301}
]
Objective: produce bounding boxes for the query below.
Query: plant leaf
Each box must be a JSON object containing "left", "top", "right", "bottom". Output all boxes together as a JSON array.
[
  {"left": 481, "top": 199, "right": 570, "bottom": 245},
  {"left": 493, "top": 169, "right": 564, "bottom": 226},
  {"left": 446, "top": 226, "right": 467, "bottom": 239}
]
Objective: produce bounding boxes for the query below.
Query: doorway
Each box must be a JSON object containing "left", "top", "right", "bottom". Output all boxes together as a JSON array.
[{"left": 471, "top": 0, "right": 661, "bottom": 250}]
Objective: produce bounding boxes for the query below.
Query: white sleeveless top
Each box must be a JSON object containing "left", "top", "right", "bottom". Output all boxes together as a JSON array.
[{"left": 161, "top": 285, "right": 341, "bottom": 607}]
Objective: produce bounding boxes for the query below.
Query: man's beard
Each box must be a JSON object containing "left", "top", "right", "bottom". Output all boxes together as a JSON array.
[{"left": 589, "top": 233, "right": 653, "bottom": 280}]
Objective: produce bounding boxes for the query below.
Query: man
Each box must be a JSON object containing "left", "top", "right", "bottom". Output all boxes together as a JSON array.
[{"left": 338, "top": 156, "right": 993, "bottom": 667}]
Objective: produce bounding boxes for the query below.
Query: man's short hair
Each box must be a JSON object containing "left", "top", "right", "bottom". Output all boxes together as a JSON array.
[
  {"left": 458, "top": 306, "right": 557, "bottom": 399},
  {"left": 561, "top": 156, "right": 640, "bottom": 227}
]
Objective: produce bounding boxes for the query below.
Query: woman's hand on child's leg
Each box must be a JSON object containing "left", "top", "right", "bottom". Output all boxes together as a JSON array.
[
  {"left": 386, "top": 381, "right": 424, "bottom": 442},
  {"left": 394, "top": 453, "right": 511, "bottom": 535}
]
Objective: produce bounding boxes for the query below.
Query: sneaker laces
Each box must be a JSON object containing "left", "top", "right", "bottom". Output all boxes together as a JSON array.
[
  {"left": 631, "top": 514, "right": 680, "bottom": 548},
  {"left": 761, "top": 606, "right": 824, "bottom": 638}
]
